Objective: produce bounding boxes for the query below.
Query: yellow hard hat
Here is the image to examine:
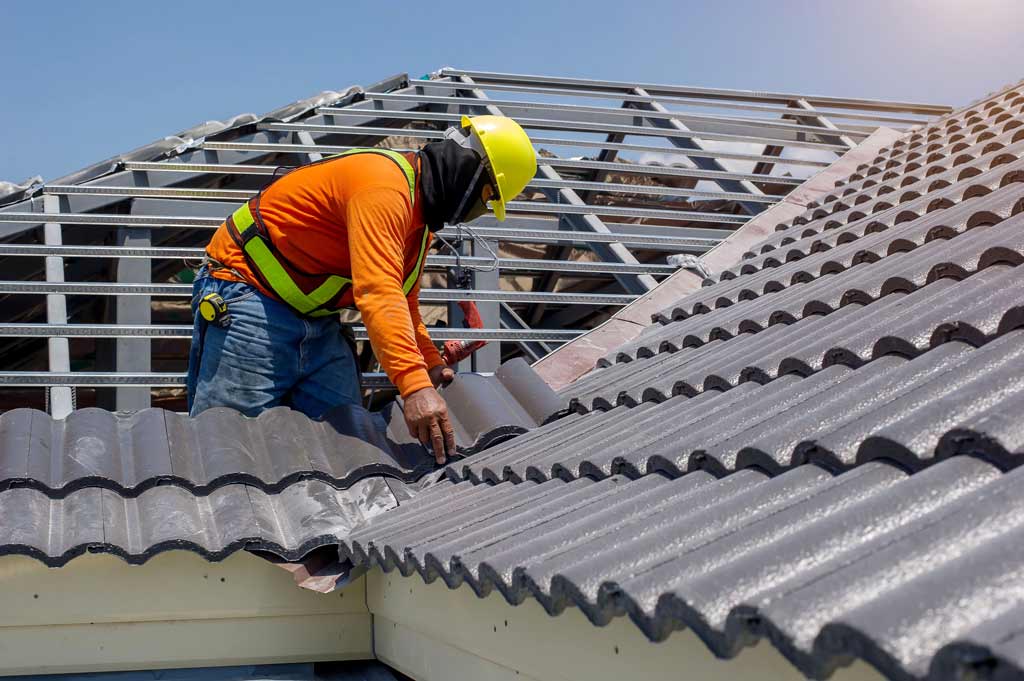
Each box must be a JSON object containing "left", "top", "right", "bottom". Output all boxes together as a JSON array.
[{"left": 461, "top": 115, "right": 537, "bottom": 221}]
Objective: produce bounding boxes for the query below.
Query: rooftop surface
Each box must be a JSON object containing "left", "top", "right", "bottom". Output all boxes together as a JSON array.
[
  {"left": 343, "top": 79, "right": 1024, "bottom": 680},
  {"left": 0, "top": 73, "right": 1022, "bottom": 681}
]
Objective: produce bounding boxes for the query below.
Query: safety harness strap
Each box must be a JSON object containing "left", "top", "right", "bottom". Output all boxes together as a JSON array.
[{"left": 226, "top": 149, "right": 427, "bottom": 317}]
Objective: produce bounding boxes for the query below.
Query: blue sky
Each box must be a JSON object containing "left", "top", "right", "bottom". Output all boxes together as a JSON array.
[{"left": 3, "top": 0, "right": 1023, "bottom": 183}]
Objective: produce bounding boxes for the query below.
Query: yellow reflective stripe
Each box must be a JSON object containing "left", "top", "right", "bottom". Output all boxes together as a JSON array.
[
  {"left": 243, "top": 237, "right": 350, "bottom": 314},
  {"left": 238, "top": 149, "right": 420, "bottom": 315},
  {"left": 308, "top": 307, "right": 339, "bottom": 318},
  {"left": 232, "top": 202, "right": 256, "bottom": 230},
  {"left": 376, "top": 150, "right": 416, "bottom": 206},
  {"left": 333, "top": 148, "right": 424, "bottom": 296},
  {"left": 333, "top": 149, "right": 416, "bottom": 206},
  {"left": 402, "top": 227, "right": 430, "bottom": 295}
]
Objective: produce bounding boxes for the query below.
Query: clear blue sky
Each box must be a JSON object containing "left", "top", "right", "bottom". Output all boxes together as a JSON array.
[{"left": 3, "top": 0, "right": 1023, "bottom": 183}]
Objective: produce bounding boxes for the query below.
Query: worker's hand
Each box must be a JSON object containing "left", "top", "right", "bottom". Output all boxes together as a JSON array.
[
  {"left": 404, "top": 386, "right": 456, "bottom": 465},
  {"left": 429, "top": 365, "right": 455, "bottom": 388}
]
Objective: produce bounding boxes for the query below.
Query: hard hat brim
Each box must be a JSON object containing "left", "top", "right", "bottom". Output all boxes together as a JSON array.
[{"left": 461, "top": 115, "right": 533, "bottom": 223}]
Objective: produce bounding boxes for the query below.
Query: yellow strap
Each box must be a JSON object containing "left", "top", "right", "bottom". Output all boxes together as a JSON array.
[
  {"left": 333, "top": 148, "right": 416, "bottom": 206},
  {"left": 243, "top": 237, "right": 350, "bottom": 315},
  {"left": 308, "top": 149, "right": 429, "bottom": 298},
  {"left": 232, "top": 202, "right": 256, "bottom": 230},
  {"left": 402, "top": 226, "right": 430, "bottom": 295},
  {"left": 235, "top": 150, "right": 426, "bottom": 315}
]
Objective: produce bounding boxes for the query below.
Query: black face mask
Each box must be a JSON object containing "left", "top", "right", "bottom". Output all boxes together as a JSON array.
[{"left": 418, "top": 140, "right": 490, "bottom": 230}]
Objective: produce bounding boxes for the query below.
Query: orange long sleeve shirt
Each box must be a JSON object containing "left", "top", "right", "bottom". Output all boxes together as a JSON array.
[{"left": 205, "top": 152, "right": 444, "bottom": 397}]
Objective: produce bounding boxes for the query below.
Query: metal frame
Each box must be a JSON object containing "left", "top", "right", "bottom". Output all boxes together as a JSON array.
[
  {"left": 0, "top": 67, "right": 950, "bottom": 409},
  {"left": 203, "top": 139, "right": 835, "bottom": 169},
  {"left": 0, "top": 212, "right": 728, "bottom": 246},
  {"left": 0, "top": 281, "right": 637, "bottom": 305},
  {"left": 0, "top": 324, "right": 584, "bottom": 342},
  {"left": 42, "top": 195, "right": 73, "bottom": 417}
]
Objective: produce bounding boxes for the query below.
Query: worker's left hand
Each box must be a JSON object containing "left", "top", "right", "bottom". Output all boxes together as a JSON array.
[{"left": 429, "top": 365, "right": 455, "bottom": 388}]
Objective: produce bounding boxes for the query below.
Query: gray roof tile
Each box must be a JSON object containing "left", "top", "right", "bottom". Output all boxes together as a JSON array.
[
  {"left": 0, "top": 402, "right": 434, "bottom": 495},
  {"left": 463, "top": 331, "right": 1024, "bottom": 484},
  {"left": 437, "top": 357, "right": 564, "bottom": 452},
  {"left": 339, "top": 457, "right": 1024, "bottom": 681},
  {"left": 351, "top": 80, "right": 1024, "bottom": 681},
  {"left": 0, "top": 359, "right": 563, "bottom": 496},
  {"left": 0, "top": 477, "right": 394, "bottom": 566}
]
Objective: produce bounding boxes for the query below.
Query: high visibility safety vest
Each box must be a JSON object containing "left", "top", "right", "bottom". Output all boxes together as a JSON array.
[{"left": 225, "top": 149, "right": 430, "bottom": 318}]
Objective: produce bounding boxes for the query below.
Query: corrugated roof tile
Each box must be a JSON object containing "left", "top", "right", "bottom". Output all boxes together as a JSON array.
[
  {"left": 0, "top": 477, "right": 394, "bottom": 566},
  {"left": 0, "top": 402, "right": 433, "bottom": 495},
  {"left": 339, "top": 457, "right": 1024, "bottom": 681}
]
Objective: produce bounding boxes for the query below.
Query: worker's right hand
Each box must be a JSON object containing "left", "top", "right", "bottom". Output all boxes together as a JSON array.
[
  {"left": 429, "top": 364, "right": 455, "bottom": 388},
  {"left": 403, "top": 386, "right": 456, "bottom": 465}
]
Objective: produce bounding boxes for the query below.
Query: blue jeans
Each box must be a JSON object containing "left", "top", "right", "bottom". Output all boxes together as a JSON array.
[{"left": 187, "top": 267, "right": 362, "bottom": 419}]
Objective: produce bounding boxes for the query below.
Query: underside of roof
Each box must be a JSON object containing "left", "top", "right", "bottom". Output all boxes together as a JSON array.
[{"left": 3, "top": 69, "right": 1023, "bottom": 681}]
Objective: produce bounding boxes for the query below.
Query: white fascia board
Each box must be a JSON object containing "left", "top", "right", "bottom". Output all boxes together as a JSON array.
[
  {"left": 0, "top": 552, "right": 372, "bottom": 675},
  {"left": 367, "top": 569, "right": 886, "bottom": 681}
]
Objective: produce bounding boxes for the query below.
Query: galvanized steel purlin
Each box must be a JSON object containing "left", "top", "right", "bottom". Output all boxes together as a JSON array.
[
  {"left": 0, "top": 371, "right": 403, "bottom": 389},
  {"left": 263, "top": 120, "right": 853, "bottom": 152},
  {"left": 406, "top": 79, "right": 938, "bottom": 125},
  {"left": 0, "top": 212, "right": 726, "bottom": 247},
  {"left": 0, "top": 281, "right": 637, "bottom": 306},
  {"left": 437, "top": 68, "right": 954, "bottom": 114},
  {"left": 41, "top": 179, "right": 780, "bottom": 204},
  {"left": 202, "top": 139, "right": 835, "bottom": 168},
  {"left": 317, "top": 101, "right": 874, "bottom": 139},
  {"left": 0, "top": 324, "right": 584, "bottom": 342},
  {"left": 124, "top": 158, "right": 806, "bottom": 186},
  {"left": 0, "top": 67, "right": 951, "bottom": 396},
  {"left": 0, "top": 245, "right": 681, "bottom": 275}
]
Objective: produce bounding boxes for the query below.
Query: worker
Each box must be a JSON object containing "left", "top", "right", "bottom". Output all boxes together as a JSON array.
[{"left": 186, "top": 115, "right": 537, "bottom": 463}]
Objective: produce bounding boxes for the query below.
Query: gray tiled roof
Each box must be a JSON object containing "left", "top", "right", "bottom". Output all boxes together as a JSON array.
[
  {"left": 0, "top": 78, "right": 1022, "bottom": 681},
  {"left": 341, "top": 80, "right": 1024, "bottom": 681},
  {"left": 0, "top": 478, "right": 396, "bottom": 566},
  {"left": 339, "top": 456, "right": 1024, "bottom": 681},
  {"left": 646, "top": 181, "right": 1024, "bottom": 328},
  {"left": 458, "top": 332, "right": 1023, "bottom": 482},
  {"left": 0, "top": 403, "right": 429, "bottom": 495},
  {"left": 0, "top": 358, "right": 559, "bottom": 498},
  {"left": 566, "top": 264, "right": 1023, "bottom": 410},
  {"left": 0, "top": 363, "right": 560, "bottom": 565}
]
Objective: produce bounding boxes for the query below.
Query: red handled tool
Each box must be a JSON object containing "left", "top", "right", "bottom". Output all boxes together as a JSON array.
[{"left": 441, "top": 300, "right": 487, "bottom": 365}]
